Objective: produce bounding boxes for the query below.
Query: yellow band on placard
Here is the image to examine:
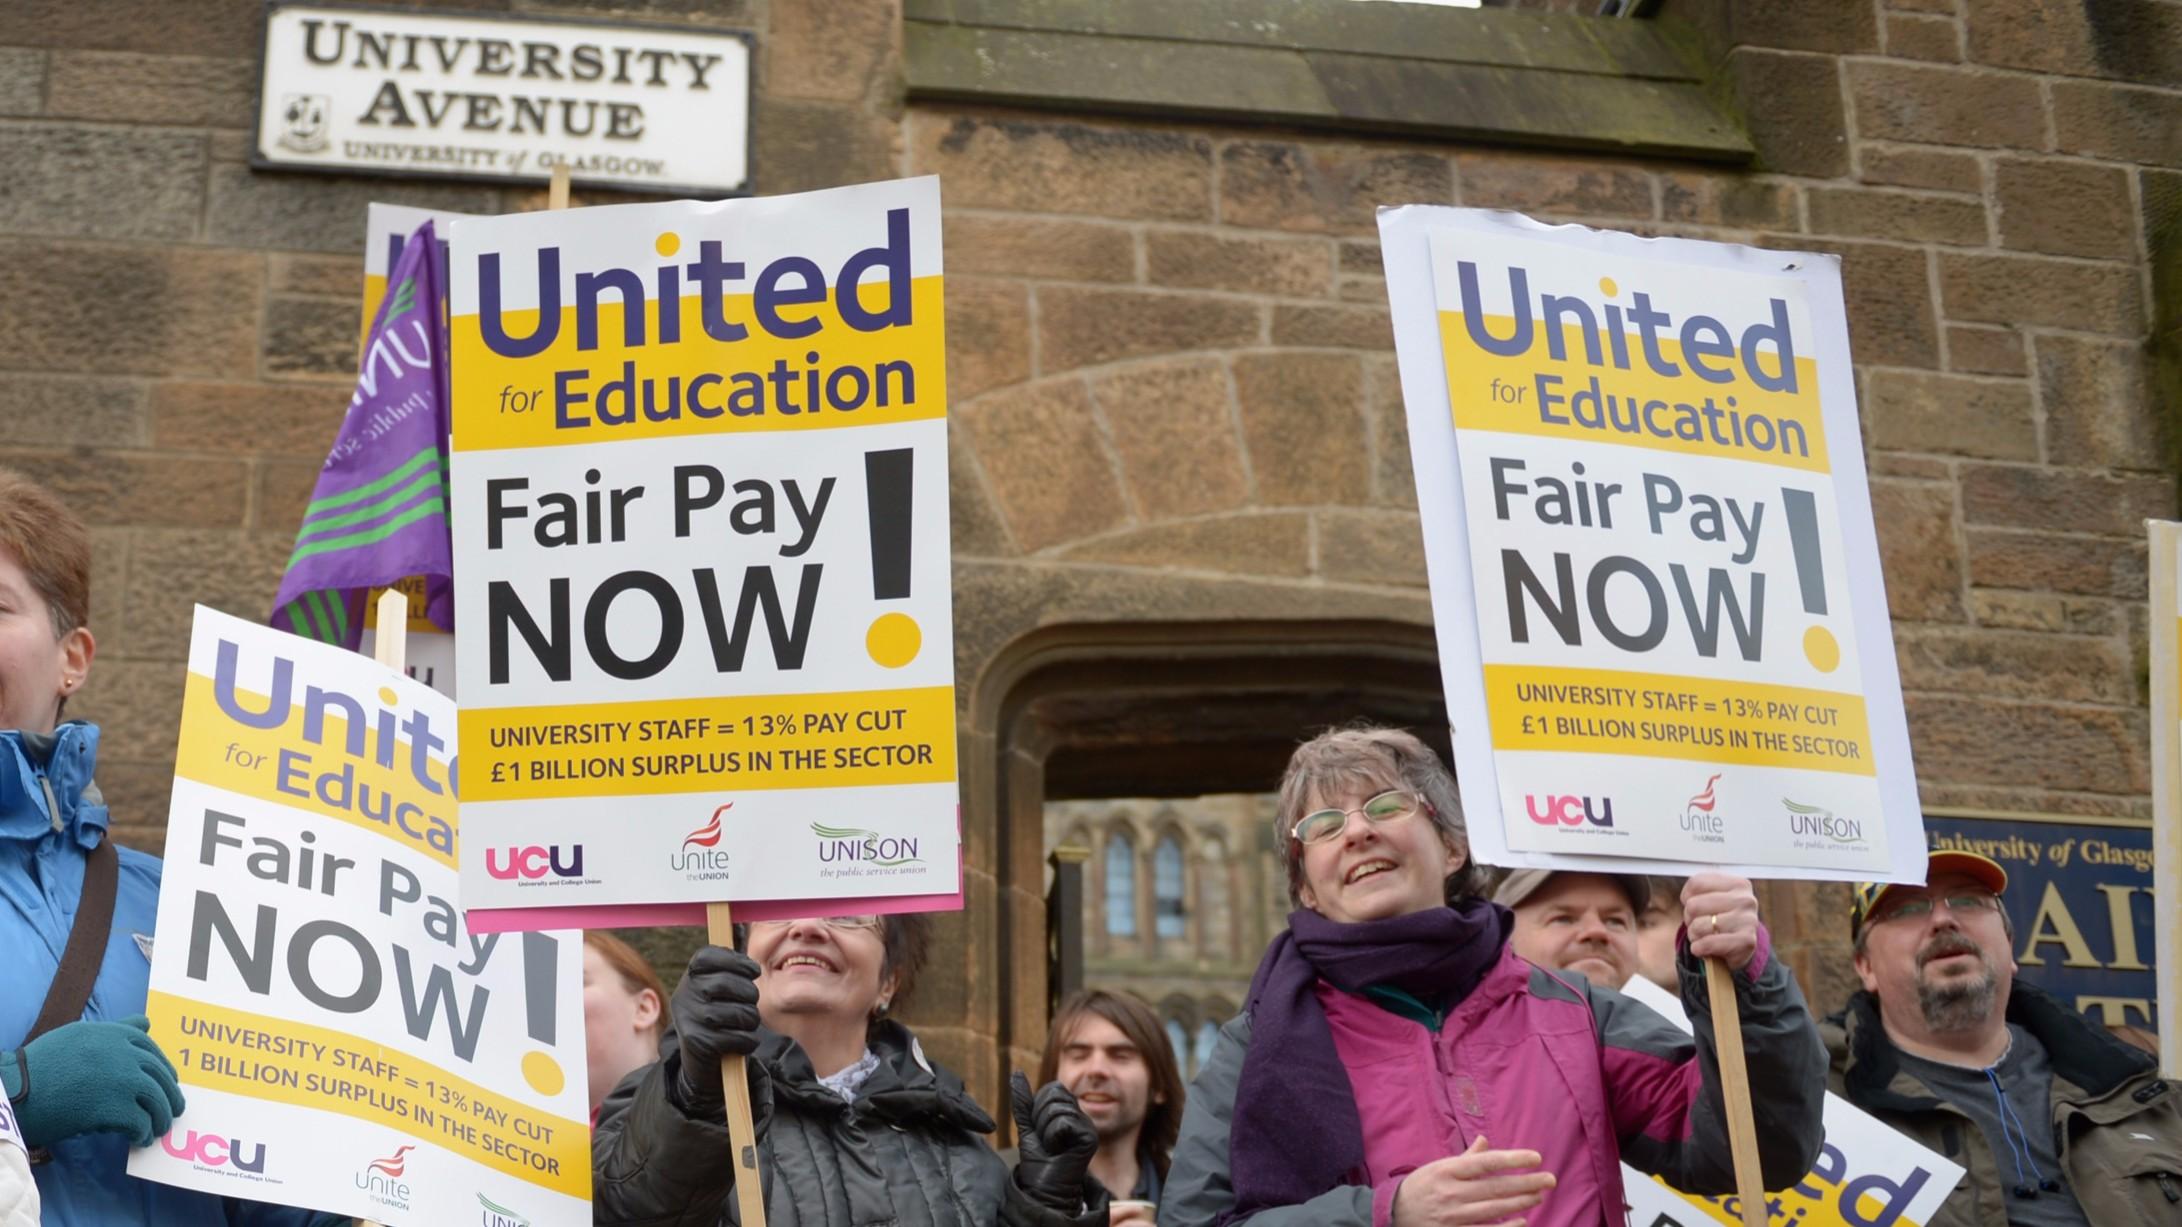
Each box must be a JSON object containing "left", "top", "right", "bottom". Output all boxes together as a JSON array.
[
  {"left": 450, "top": 277, "right": 947, "bottom": 452},
  {"left": 459, "top": 684, "right": 957, "bottom": 802},
  {"left": 175, "top": 674, "right": 458, "bottom": 870},
  {"left": 1442, "top": 313, "right": 1830, "bottom": 473},
  {"left": 147, "top": 991, "right": 589, "bottom": 1199},
  {"left": 1484, "top": 662, "right": 1876, "bottom": 776},
  {"left": 1653, "top": 1172, "right": 1931, "bottom": 1227}
]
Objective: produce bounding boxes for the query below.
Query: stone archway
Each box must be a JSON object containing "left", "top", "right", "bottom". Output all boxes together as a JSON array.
[{"left": 958, "top": 618, "right": 1448, "bottom": 1105}]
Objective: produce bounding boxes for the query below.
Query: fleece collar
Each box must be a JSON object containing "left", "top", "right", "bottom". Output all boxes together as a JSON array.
[{"left": 0, "top": 721, "right": 107, "bottom": 849}]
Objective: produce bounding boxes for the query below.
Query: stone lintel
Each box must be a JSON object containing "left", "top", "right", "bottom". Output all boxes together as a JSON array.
[{"left": 904, "top": 0, "right": 1752, "bottom": 163}]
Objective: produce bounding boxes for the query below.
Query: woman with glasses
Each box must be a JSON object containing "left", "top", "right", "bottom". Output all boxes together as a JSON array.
[
  {"left": 593, "top": 913, "right": 1107, "bottom": 1227},
  {"left": 1160, "top": 724, "right": 1829, "bottom": 1227}
]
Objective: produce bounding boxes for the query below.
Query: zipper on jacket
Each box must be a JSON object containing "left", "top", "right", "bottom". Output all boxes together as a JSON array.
[{"left": 2156, "top": 1173, "right": 2180, "bottom": 1204}]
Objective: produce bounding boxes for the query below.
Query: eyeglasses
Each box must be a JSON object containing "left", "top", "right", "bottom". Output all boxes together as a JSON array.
[
  {"left": 1872, "top": 893, "right": 2001, "bottom": 925},
  {"left": 1291, "top": 790, "right": 1423, "bottom": 846},
  {"left": 749, "top": 915, "right": 883, "bottom": 932}
]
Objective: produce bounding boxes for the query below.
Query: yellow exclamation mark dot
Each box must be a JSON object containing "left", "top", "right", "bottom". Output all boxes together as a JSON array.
[
  {"left": 1803, "top": 625, "right": 1841, "bottom": 673},
  {"left": 521, "top": 1050, "right": 566, "bottom": 1096},
  {"left": 867, "top": 614, "right": 921, "bottom": 668},
  {"left": 1599, "top": 277, "right": 1619, "bottom": 297},
  {"left": 378, "top": 686, "right": 399, "bottom": 705},
  {"left": 655, "top": 232, "right": 681, "bottom": 257}
]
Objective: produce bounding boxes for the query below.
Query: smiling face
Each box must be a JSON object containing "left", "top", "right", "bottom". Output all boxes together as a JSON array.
[
  {"left": 1509, "top": 873, "right": 1639, "bottom": 988},
  {"left": 747, "top": 918, "right": 897, "bottom": 1029},
  {"left": 1854, "top": 870, "right": 2017, "bottom": 1037},
  {"left": 1055, "top": 1013, "right": 1159, "bottom": 1145},
  {"left": 1295, "top": 783, "right": 1463, "bottom": 924}
]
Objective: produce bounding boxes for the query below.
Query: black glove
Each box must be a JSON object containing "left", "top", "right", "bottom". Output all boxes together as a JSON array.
[
  {"left": 1009, "top": 1070, "right": 1097, "bottom": 1213},
  {"left": 669, "top": 945, "right": 763, "bottom": 1120}
]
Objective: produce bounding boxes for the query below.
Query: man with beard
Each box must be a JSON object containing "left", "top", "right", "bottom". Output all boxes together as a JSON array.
[
  {"left": 1832, "top": 850, "right": 2182, "bottom": 1226},
  {"left": 1034, "top": 991, "right": 1183, "bottom": 1225},
  {"left": 1494, "top": 869, "right": 1646, "bottom": 989}
]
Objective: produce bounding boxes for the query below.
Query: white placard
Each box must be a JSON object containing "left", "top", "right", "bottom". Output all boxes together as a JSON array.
[
  {"left": 127, "top": 608, "right": 589, "bottom": 1226},
  {"left": 446, "top": 177, "right": 961, "bottom": 915},
  {"left": 1380, "top": 206, "right": 1923, "bottom": 883},
  {"left": 257, "top": 3, "right": 750, "bottom": 195},
  {"left": 2148, "top": 520, "right": 2181, "bottom": 1074}
]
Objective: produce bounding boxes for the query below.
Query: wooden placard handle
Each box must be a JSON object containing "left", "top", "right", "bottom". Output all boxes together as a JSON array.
[
  {"left": 709, "top": 901, "right": 770, "bottom": 1227},
  {"left": 370, "top": 588, "right": 407, "bottom": 674},
  {"left": 355, "top": 593, "right": 407, "bottom": 1222},
  {"left": 1704, "top": 956, "right": 1766, "bottom": 1227}
]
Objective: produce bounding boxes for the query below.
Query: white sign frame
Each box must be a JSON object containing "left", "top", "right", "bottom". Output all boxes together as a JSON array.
[
  {"left": 446, "top": 177, "right": 963, "bottom": 916},
  {"left": 1381, "top": 205, "right": 1923, "bottom": 884},
  {"left": 128, "top": 607, "right": 590, "bottom": 1225},
  {"left": 255, "top": 2, "right": 752, "bottom": 197}
]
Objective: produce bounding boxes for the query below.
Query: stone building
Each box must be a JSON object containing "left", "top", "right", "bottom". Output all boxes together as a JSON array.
[
  {"left": 3, "top": 0, "right": 2177, "bottom": 1114},
  {"left": 1044, "top": 794, "right": 1287, "bottom": 1076}
]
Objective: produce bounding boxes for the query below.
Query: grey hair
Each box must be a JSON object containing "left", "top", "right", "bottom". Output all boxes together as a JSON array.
[{"left": 1275, "top": 723, "right": 1486, "bottom": 909}]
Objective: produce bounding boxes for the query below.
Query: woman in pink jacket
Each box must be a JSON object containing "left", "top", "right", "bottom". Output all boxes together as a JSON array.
[{"left": 1160, "top": 725, "right": 1826, "bottom": 1227}]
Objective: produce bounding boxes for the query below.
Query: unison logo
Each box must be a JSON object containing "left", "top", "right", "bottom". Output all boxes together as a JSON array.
[
  {"left": 479, "top": 1191, "right": 533, "bottom": 1227},
  {"left": 813, "top": 822, "right": 924, "bottom": 866},
  {"left": 1785, "top": 798, "right": 1865, "bottom": 845}
]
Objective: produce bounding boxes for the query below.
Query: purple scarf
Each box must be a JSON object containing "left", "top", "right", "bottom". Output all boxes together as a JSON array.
[{"left": 1224, "top": 900, "right": 1512, "bottom": 1222}]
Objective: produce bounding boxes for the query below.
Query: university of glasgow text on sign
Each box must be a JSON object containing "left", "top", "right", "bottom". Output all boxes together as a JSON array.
[{"left": 255, "top": 2, "right": 750, "bottom": 195}]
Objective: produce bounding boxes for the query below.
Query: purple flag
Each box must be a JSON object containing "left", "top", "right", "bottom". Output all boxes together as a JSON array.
[{"left": 271, "top": 220, "right": 454, "bottom": 649}]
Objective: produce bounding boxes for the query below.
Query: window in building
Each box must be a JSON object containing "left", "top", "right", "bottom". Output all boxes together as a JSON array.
[
  {"left": 1105, "top": 833, "right": 1137, "bottom": 937},
  {"left": 1198, "top": 837, "right": 1232, "bottom": 960},
  {"left": 1166, "top": 1018, "right": 1191, "bottom": 1075},
  {"left": 1154, "top": 836, "right": 1186, "bottom": 940}
]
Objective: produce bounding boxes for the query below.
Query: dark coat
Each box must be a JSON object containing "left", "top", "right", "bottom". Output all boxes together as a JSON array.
[
  {"left": 593, "top": 1020, "right": 1100, "bottom": 1227},
  {"left": 1826, "top": 983, "right": 2182, "bottom": 1227}
]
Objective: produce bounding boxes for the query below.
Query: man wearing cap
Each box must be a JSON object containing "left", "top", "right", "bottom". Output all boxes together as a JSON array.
[
  {"left": 1831, "top": 849, "right": 2182, "bottom": 1226},
  {"left": 1494, "top": 869, "right": 1649, "bottom": 990}
]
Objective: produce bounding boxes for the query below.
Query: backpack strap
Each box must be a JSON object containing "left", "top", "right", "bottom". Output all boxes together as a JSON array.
[{"left": 28, "top": 837, "right": 119, "bottom": 1043}]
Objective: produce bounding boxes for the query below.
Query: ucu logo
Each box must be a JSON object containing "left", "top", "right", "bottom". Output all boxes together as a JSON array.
[
  {"left": 483, "top": 844, "right": 585, "bottom": 880},
  {"left": 1524, "top": 795, "right": 1616, "bottom": 827},
  {"left": 162, "top": 1129, "right": 267, "bottom": 1173}
]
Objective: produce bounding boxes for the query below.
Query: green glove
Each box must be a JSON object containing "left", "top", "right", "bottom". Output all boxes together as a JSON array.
[{"left": 1, "top": 1015, "right": 185, "bottom": 1148}]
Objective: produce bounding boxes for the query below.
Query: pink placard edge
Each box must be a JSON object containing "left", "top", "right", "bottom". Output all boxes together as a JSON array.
[{"left": 465, "top": 889, "right": 964, "bottom": 934}]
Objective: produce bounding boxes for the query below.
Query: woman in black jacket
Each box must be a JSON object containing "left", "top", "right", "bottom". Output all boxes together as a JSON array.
[{"left": 592, "top": 912, "right": 1102, "bottom": 1227}]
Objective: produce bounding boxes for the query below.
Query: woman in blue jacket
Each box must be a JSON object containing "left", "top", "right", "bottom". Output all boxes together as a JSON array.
[{"left": 0, "top": 469, "right": 324, "bottom": 1227}]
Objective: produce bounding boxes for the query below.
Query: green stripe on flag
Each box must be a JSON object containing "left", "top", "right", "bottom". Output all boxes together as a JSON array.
[
  {"left": 304, "top": 591, "right": 340, "bottom": 644},
  {"left": 302, "top": 446, "right": 441, "bottom": 518},
  {"left": 296, "top": 472, "right": 445, "bottom": 541},
  {"left": 278, "top": 599, "right": 316, "bottom": 642},
  {"left": 284, "top": 498, "right": 446, "bottom": 566}
]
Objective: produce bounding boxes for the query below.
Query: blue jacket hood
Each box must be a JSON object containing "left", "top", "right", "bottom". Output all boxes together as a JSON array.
[{"left": 0, "top": 722, "right": 107, "bottom": 851}]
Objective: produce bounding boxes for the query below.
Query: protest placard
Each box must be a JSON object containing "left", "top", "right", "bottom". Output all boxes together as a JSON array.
[
  {"left": 127, "top": 607, "right": 589, "bottom": 1226},
  {"left": 2148, "top": 520, "right": 2181, "bottom": 1072},
  {"left": 1379, "top": 207, "right": 1922, "bottom": 884},
  {"left": 446, "top": 176, "right": 960, "bottom": 919},
  {"left": 1617, "top": 978, "right": 1963, "bottom": 1227}
]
